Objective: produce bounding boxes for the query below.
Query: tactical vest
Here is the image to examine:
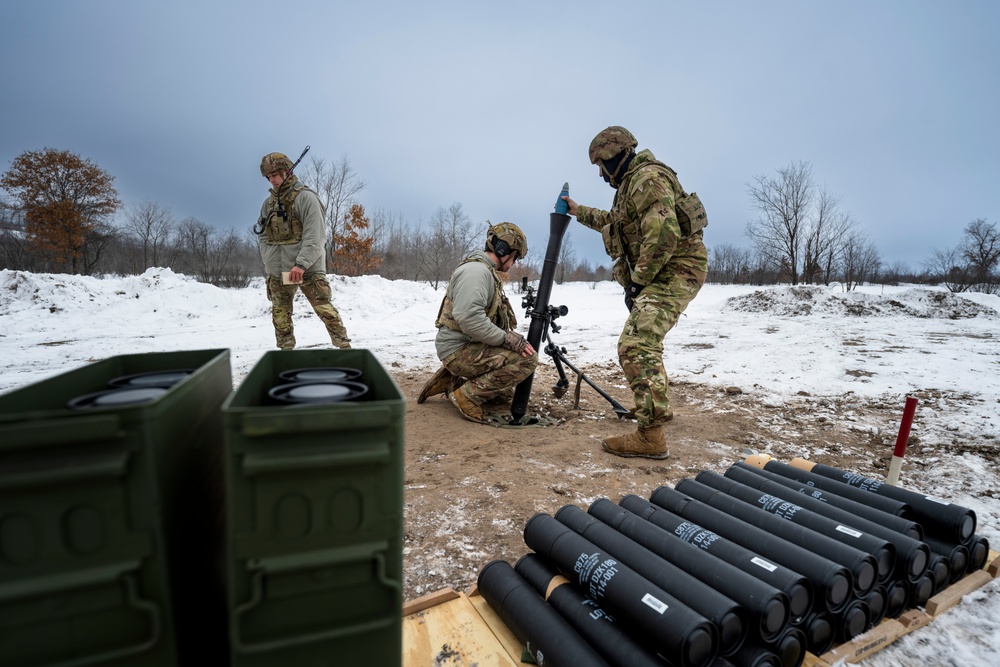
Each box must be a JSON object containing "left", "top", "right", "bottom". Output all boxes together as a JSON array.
[
  {"left": 260, "top": 181, "right": 319, "bottom": 245},
  {"left": 601, "top": 158, "right": 708, "bottom": 287},
  {"left": 435, "top": 255, "right": 517, "bottom": 334}
]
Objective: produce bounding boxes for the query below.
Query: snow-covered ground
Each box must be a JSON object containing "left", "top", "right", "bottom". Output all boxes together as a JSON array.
[{"left": 2, "top": 268, "right": 998, "bottom": 664}]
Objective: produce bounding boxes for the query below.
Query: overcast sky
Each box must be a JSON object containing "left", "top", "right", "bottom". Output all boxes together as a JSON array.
[{"left": 2, "top": 0, "right": 998, "bottom": 270}]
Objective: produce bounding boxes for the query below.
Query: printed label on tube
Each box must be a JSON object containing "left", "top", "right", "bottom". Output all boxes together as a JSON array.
[{"left": 642, "top": 593, "right": 669, "bottom": 614}]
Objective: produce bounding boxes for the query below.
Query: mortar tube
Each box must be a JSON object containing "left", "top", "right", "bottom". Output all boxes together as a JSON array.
[
  {"left": 510, "top": 203, "right": 571, "bottom": 423},
  {"left": 477, "top": 560, "right": 612, "bottom": 667},
  {"left": 730, "top": 462, "right": 924, "bottom": 540},
  {"left": 835, "top": 598, "right": 871, "bottom": 645},
  {"left": 788, "top": 457, "right": 976, "bottom": 544},
  {"left": 755, "top": 458, "right": 914, "bottom": 519},
  {"left": 966, "top": 534, "right": 990, "bottom": 574},
  {"left": 724, "top": 464, "right": 930, "bottom": 583},
  {"left": 863, "top": 583, "right": 888, "bottom": 629},
  {"left": 589, "top": 498, "right": 790, "bottom": 643},
  {"left": 514, "top": 554, "right": 668, "bottom": 667},
  {"left": 906, "top": 571, "right": 935, "bottom": 609},
  {"left": 619, "top": 495, "right": 813, "bottom": 620},
  {"left": 675, "top": 478, "right": 878, "bottom": 597},
  {"left": 725, "top": 644, "right": 782, "bottom": 667},
  {"left": 649, "top": 486, "right": 853, "bottom": 614},
  {"left": 696, "top": 470, "right": 895, "bottom": 585},
  {"left": 883, "top": 579, "right": 910, "bottom": 619},
  {"left": 923, "top": 537, "right": 970, "bottom": 585},
  {"left": 758, "top": 625, "right": 806, "bottom": 667},
  {"left": 924, "top": 552, "right": 952, "bottom": 594},
  {"left": 523, "top": 512, "right": 719, "bottom": 667},
  {"left": 791, "top": 609, "right": 835, "bottom": 656},
  {"left": 555, "top": 504, "right": 748, "bottom": 657}
]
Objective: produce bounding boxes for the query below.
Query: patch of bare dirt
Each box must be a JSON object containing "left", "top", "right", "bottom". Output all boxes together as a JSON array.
[{"left": 392, "top": 361, "right": 917, "bottom": 601}]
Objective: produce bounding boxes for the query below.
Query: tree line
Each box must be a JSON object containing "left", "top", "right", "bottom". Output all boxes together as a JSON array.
[
  {"left": 2, "top": 148, "right": 997, "bottom": 295},
  {"left": 709, "top": 160, "right": 998, "bottom": 294}
]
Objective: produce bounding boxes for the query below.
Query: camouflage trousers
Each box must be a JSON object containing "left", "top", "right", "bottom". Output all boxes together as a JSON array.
[
  {"left": 619, "top": 276, "right": 703, "bottom": 427},
  {"left": 265, "top": 273, "right": 351, "bottom": 350},
  {"left": 442, "top": 342, "right": 538, "bottom": 406}
]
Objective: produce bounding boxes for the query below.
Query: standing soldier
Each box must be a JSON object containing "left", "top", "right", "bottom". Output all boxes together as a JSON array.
[
  {"left": 257, "top": 152, "right": 351, "bottom": 350},
  {"left": 562, "top": 127, "right": 708, "bottom": 459},
  {"left": 417, "top": 222, "right": 537, "bottom": 424}
]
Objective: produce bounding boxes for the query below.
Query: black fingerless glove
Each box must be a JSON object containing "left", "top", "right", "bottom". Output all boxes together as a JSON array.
[
  {"left": 624, "top": 281, "right": 645, "bottom": 311},
  {"left": 502, "top": 330, "right": 528, "bottom": 353}
]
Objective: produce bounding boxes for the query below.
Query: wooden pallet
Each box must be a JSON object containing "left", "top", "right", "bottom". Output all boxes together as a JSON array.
[
  {"left": 805, "top": 550, "right": 999, "bottom": 665},
  {"left": 402, "top": 587, "right": 520, "bottom": 666},
  {"left": 402, "top": 551, "right": 999, "bottom": 666}
]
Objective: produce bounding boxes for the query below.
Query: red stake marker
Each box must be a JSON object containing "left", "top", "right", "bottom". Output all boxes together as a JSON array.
[{"left": 887, "top": 396, "right": 918, "bottom": 485}]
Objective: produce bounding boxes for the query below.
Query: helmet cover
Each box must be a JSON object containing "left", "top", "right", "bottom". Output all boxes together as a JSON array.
[
  {"left": 487, "top": 221, "right": 528, "bottom": 260},
  {"left": 588, "top": 126, "right": 637, "bottom": 164},
  {"left": 260, "top": 152, "right": 294, "bottom": 177}
]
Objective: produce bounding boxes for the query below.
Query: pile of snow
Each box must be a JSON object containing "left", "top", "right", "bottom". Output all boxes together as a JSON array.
[{"left": 724, "top": 284, "right": 998, "bottom": 319}]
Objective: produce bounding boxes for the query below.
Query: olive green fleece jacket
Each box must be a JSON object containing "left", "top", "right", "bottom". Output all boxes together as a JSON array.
[
  {"left": 435, "top": 251, "right": 508, "bottom": 360},
  {"left": 257, "top": 176, "right": 327, "bottom": 276}
]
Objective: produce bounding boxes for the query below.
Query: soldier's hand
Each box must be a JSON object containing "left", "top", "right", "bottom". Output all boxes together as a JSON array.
[
  {"left": 561, "top": 196, "right": 579, "bottom": 217},
  {"left": 288, "top": 266, "right": 305, "bottom": 283},
  {"left": 502, "top": 331, "right": 530, "bottom": 356}
]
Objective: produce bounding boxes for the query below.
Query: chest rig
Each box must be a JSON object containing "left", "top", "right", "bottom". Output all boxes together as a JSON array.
[
  {"left": 436, "top": 256, "right": 517, "bottom": 334},
  {"left": 260, "top": 181, "right": 315, "bottom": 245},
  {"left": 602, "top": 159, "right": 708, "bottom": 286}
]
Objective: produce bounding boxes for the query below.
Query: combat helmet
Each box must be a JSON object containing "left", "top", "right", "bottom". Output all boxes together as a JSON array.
[
  {"left": 487, "top": 222, "right": 528, "bottom": 260},
  {"left": 260, "top": 152, "right": 294, "bottom": 177},
  {"left": 588, "top": 126, "right": 638, "bottom": 164}
]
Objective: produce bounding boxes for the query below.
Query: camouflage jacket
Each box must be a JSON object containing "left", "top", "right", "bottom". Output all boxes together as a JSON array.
[
  {"left": 576, "top": 149, "right": 708, "bottom": 288},
  {"left": 434, "top": 251, "right": 517, "bottom": 361},
  {"left": 257, "top": 175, "right": 327, "bottom": 276}
]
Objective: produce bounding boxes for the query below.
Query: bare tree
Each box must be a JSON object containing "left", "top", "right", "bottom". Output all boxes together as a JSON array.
[
  {"left": 839, "top": 231, "right": 881, "bottom": 291},
  {"left": 803, "top": 188, "right": 854, "bottom": 285},
  {"left": 212, "top": 228, "right": 259, "bottom": 287},
  {"left": 418, "top": 203, "right": 479, "bottom": 290},
  {"left": 300, "top": 155, "right": 365, "bottom": 272},
  {"left": 708, "top": 242, "right": 754, "bottom": 284},
  {"left": 166, "top": 218, "right": 252, "bottom": 286},
  {"left": 370, "top": 208, "right": 422, "bottom": 280},
  {"left": 748, "top": 253, "right": 782, "bottom": 286},
  {"left": 745, "top": 161, "right": 814, "bottom": 285},
  {"left": 924, "top": 246, "right": 971, "bottom": 293},
  {"left": 124, "top": 199, "right": 175, "bottom": 271},
  {"left": 80, "top": 221, "right": 120, "bottom": 276},
  {"left": 172, "top": 217, "right": 211, "bottom": 278},
  {"left": 922, "top": 220, "right": 998, "bottom": 294},
  {"left": 368, "top": 206, "right": 392, "bottom": 267},
  {"left": 571, "top": 257, "right": 594, "bottom": 283},
  {"left": 961, "top": 218, "right": 999, "bottom": 293},
  {"left": 555, "top": 232, "right": 576, "bottom": 284},
  {"left": 507, "top": 254, "right": 537, "bottom": 288},
  {"left": 879, "top": 260, "right": 912, "bottom": 286},
  {"left": 0, "top": 202, "right": 35, "bottom": 271}
]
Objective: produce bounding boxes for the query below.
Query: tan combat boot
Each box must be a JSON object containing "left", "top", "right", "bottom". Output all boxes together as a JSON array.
[
  {"left": 601, "top": 425, "right": 669, "bottom": 459},
  {"left": 449, "top": 389, "right": 486, "bottom": 423},
  {"left": 417, "top": 366, "right": 457, "bottom": 404}
]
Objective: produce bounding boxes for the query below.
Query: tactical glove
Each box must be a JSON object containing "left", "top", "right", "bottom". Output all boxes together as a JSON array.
[
  {"left": 502, "top": 330, "right": 529, "bottom": 354},
  {"left": 624, "top": 281, "right": 645, "bottom": 311}
]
